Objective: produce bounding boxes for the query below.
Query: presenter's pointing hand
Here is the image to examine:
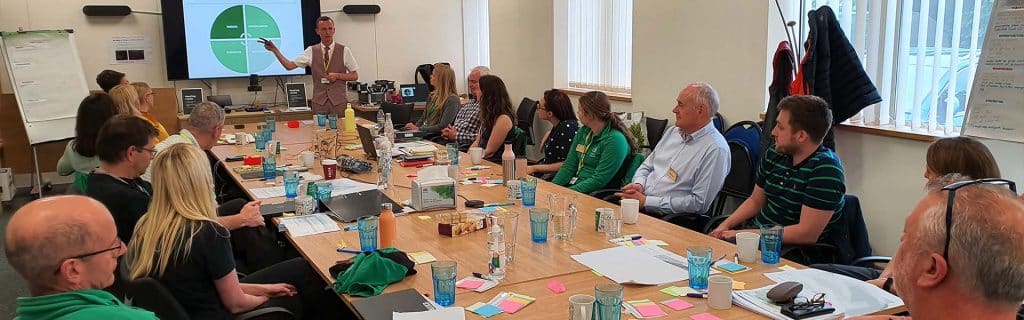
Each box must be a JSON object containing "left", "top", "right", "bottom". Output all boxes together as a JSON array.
[{"left": 262, "top": 39, "right": 278, "bottom": 52}]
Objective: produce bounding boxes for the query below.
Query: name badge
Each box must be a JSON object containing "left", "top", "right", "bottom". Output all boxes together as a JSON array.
[
  {"left": 576, "top": 144, "right": 586, "bottom": 153},
  {"left": 569, "top": 177, "right": 579, "bottom": 185},
  {"left": 321, "top": 77, "right": 330, "bottom": 84},
  {"left": 667, "top": 168, "right": 679, "bottom": 182}
]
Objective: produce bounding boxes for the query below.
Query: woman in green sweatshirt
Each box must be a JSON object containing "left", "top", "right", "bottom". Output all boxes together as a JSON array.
[
  {"left": 552, "top": 91, "right": 639, "bottom": 194},
  {"left": 56, "top": 93, "right": 121, "bottom": 193}
]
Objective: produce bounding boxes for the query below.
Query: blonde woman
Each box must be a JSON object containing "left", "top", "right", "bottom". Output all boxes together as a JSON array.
[
  {"left": 109, "top": 84, "right": 169, "bottom": 142},
  {"left": 404, "top": 63, "right": 460, "bottom": 134},
  {"left": 126, "top": 144, "right": 344, "bottom": 319}
]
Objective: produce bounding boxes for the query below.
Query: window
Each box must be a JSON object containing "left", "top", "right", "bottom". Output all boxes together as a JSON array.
[
  {"left": 793, "top": 0, "right": 994, "bottom": 136},
  {"left": 463, "top": 0, "right": 490, "bottom": 75},
  {"left": 564, "top": 0, "right": 632, "bottom": 95}
]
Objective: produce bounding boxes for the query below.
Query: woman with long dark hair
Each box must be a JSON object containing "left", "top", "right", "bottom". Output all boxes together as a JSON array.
[
  {"left": 526, "top": 89, "right": 578, "bottom": 176},
  {"left": 471, "top": 75, "right": 517, "bottom": 160},
  {"left": 552, "top": 91, "right": 638, "bottom": 193},
  {"left": 57, "top": 93, "right": 120, "bottom": 193}
]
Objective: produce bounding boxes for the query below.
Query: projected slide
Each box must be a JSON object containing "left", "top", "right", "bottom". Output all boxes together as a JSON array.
[{"left": 183, "top": 0, "right": 305, "bottom": 79}]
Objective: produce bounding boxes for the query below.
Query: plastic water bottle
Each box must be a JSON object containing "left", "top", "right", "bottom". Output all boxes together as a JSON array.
[
  {"left": 374, "top": 135, "right": 393, "bottom": 190},
  {"left": 376, "top": 109, "right": 386, "bottom": 130},
  {"left": 487, "top": 216, "right": 507, "bottom": 280},
  {"left": 384, "top": 113, "right": 396, "bottom": 144}
]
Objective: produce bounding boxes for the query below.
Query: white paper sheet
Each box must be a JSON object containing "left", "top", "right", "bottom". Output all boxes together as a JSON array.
[
  {"left": 393, "top": 307, "right": 465, "bottom": 320},
  {"left": 249, "top": 178, "right": 377, "bottom": 199},
  {"left": 732, "top": 269, "right": 903, "bottom": 320},
  {"left": 278, "top": 213, "right": 340, "bottom": 237},
  {"left": 571, "top": 245, "right": 689, "bottom": 285}
]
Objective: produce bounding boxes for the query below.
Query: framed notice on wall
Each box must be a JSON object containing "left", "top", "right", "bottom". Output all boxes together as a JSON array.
[
  {"left": 180, "top": 88, "right": 203, "bottom": 114},
  {"left": 286, "top": 83, "right": 308, "bottom": 109}
]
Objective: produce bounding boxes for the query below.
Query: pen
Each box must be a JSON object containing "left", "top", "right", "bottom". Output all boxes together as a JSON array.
[
  {"left": 686, "top": 293, "right": 708, "bottom": 299},
  {"left": 337, "top": 248, "right": 362, "bottom": 254},
  {"left": 484, "top": 202, "right": 515, "bottom": 207}
]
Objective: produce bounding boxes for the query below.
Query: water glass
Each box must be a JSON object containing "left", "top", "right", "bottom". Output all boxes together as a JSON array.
[
  {"left": 760, "top": 224, "right": 784, "bottom": 264},
  {"left": 431, "top": 261, "right": 457, "bottom": 307},
  {"left": 492, "top": 211, "right": 520, "bottom": 263},
  {"left": 294, "top": 195, "right": 316, "bottom": 215},
  {"left": 594, "top": 283, "right": 623, "bottom": 320},
  {"left": 357, "top": 216, "right": 379, "bottom": 252},
  {"left": 266, "top": 116, "right": 276, "bottom": 132},
  {"left": 261, "top": 155, "right": 277, "bottom": 181},
  {"left": 254, "top": 131, "right": 267, "bottom": 152},
  {"left": 550, "top": 194, "right": 578, "bottom": 240},
  {"left": 328, "top": 114, "right": 339, "bottom": 129},
  {"left": 316, "top": 114, "right": 327, "bottom": 127},
  {"left": 604, "top": 216, "right": 622, "bottom": 239},
  {"left": 283, "top": 175, "right": 300, "bottom": 199},
  {"left": 316, "top": 182, "right": 333, "bottom": 201},
  {"left": 687, "top": 246, "right": 713, "bottom": 290},
  {"left": 446, "top": 143, "right": 459, "bottom": 165},
  {"left": 521, "top": 177, "right": 538, "bottom": 206},
  {"left": 596, "top": 208, "right": 614, "bottom": 232},
  {"left": 529, "top": 208, "right": 550, "bottom": 243}
]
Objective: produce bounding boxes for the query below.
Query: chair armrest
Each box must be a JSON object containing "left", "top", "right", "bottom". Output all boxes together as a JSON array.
[
  {"left": 851, "top": 256, "right": 893, "bottom": 269},
  {"left": 780, "top": 243, "right": 839, "bottom": 265},
  {"left": 235, "top": 307, "right": 296, "bottom": 320},
  {"left": 589, "top": 189, "right": 621, "bottom": 201}
]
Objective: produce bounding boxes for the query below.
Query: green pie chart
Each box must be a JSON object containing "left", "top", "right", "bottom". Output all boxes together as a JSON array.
[{"left": 210, "top": 5, "right": 280, "bottom": 74}]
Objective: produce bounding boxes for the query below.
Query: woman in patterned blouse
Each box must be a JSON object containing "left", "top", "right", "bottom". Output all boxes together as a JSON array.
[{"left": 526, "top": 89, "right": 579, "bottom": 176}]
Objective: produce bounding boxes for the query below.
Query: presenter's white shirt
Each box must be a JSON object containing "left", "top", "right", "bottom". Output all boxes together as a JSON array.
[{"left": 293, "top": 42, "right": 359, "bottom": 71}]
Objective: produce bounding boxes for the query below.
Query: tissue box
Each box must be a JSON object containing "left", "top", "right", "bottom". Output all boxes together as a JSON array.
[
  {"left": 411, "top": 178, "right": 457, "bottom": 211},
  {"left": 437, "top": 211, "right": 488, "bottom": 237}
]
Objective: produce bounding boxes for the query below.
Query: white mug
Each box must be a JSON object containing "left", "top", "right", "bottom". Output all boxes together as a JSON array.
[
  {"left": 619, "top": 199, "right": 640, "bottom": 224},
  {"left": 300, "top": 151, "right": 316, "bottom": 168},
  {"left": 735, "top": 232, "right": 760, "bottom": 263},
  {"left": 469, "top": 147, "right": 484, "bottom": 165},
  {"left": 708, "top": 275, "right": 733, "bottom": 310}
]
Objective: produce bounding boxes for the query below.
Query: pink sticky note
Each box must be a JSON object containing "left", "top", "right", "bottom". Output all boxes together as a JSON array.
[
  {"left": 457, "top": 280, "right": 484, "bottom": 289},
  {"left": 636, "top": 305, "right": 667, "bottom": 317},
  {"left": 547, "top": 279, "right": 567, "bottom": 293},
  {"left": 661, "top": 298, "right": 694, "bottom": 311},
  {"left": 690, "top": 312, "right": 724, "bottom": 320},
  {"left": 498, "top": 300, "right": 526, "bottom": 314}
]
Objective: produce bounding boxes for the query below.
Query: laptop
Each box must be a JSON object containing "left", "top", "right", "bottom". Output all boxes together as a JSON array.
[
  {"left": 399, "top": 84, "right": 429, "bottom": 103},
  {"left": 318, "top": 189, "right": 402, "bottom": 223},
  {"left": 356, "top": 124, "right": 379, "bottom": 160},
  {"left": 207, "top": 95, "right": 247, "bottom": 110},
  {"left": 351, "top": 289, "right": 431, "bottom": 320}
]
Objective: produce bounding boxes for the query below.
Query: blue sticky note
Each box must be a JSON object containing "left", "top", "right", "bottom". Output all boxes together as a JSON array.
[
  {"left": 472, "top": 304, "right": 503, "bottom": 318},
  {"left": 479, "top": 207, "right": 498, "bottom": 213},
  {"left": 718, "top": 262, "right": 748, "bottom": 272}
]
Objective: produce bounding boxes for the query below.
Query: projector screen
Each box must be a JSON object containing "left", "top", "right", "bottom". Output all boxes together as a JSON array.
[{"left": 161, "top": 0, "right": 321, "bottom": 80}]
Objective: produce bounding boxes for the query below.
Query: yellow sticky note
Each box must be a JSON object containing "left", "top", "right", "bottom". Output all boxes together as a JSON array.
[
  {"left": 592, "top": 269, "right": 604, "bottom": 277},
  {"left": 408, "top": 251, "right": 437, "bottom": 264},
  {"left": 732, "top": 281, "right": 746, "bottom": 290},
  {"left": 417, "top": 215, "right": 432, "bottom": 220},
  {"left": 281, "top": 212, "right": 295, "bottom": 217},
  {"left": 778, "top": 265, "right": 798, "bottom": 271},
  {"left": 646, "top": 240, "right": 669, "bottom": 246}
]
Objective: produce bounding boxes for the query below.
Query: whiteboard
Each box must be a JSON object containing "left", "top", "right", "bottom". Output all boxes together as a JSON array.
[
  {"left": 961, "top": 0, "right": 1024, "bottom": 143},
  {"left": 0, "top": 30, "right": 88, "bottom": 145}
]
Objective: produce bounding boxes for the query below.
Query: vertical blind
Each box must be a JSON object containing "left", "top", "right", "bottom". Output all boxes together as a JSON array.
[
  {"left": 798, "top": 0, "right": 994, "bottom": 136},
  {"left": 566, "top": 0, "right": 632, "bottom": 94}
]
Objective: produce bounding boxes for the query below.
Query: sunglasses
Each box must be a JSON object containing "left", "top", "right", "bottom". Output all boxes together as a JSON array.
[{"left": 939, "top": 178, "right": 1016, "bottom": 259}]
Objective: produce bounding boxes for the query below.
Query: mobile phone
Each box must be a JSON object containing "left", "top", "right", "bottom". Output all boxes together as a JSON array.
[
  {"left": 225, "top": 155, "right": 244, "bottom": 162},
  {"left": 781, "top": 303, "right": 835, "bottom": 319}
]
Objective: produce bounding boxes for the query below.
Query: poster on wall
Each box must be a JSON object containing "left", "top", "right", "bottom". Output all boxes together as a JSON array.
[
  {"left": 110, "top": 35, "right": 152, "bottom": 64},
  {"left": 962, "top": 0, "right": 1024, "bottom": 143}
]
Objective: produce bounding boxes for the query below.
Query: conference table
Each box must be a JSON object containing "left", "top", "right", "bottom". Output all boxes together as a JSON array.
[{"left": 210, "top": 120, "right": 901, "bottom": 319}]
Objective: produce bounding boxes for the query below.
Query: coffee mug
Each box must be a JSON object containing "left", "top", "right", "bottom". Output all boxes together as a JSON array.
[{"left": 469, "top": 147, "right": 484, "bottom": 165}]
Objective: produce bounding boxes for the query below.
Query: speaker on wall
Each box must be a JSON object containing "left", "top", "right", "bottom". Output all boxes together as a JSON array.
[
  {"left": 82, "top": 5, "right": 132, "bottom": 16},
  {"left": 342, "top": 5, "right": 381, "bottom": 15}
]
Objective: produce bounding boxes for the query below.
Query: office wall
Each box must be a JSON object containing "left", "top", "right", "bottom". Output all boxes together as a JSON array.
[{"left": 0, "top": 0, "right": 467, "bottom": 101}]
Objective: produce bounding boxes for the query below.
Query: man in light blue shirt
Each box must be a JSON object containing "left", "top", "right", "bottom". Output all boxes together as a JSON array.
[{"left": 616, "top": 83, "right": 730, "bottom": 216}]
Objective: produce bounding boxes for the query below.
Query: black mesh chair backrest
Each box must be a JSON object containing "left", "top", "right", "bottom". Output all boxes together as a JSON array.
[
  {"left": 516, "top": 98, "right": 539, "bottom": 144},
  {"left": 127, "top": 277, "right": 190, "bottom": 320},
  {"left": 721, "top": 141, "right": 755, "bottom": 198},
  {"left": 645, "top": 118, "right": 669, "bottom": 148},
  {"left": 381, "top": 102, "right": 414, "bottom": 126}
]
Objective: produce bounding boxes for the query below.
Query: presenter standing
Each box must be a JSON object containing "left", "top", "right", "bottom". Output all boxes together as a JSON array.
[{"left": 264, "top": 16, "right": 359, "bottom": 115}]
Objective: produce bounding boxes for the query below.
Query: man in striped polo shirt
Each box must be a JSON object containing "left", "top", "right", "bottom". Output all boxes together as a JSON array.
[{"left": 710, "top": 95, "right": 845, "bottom": 245}]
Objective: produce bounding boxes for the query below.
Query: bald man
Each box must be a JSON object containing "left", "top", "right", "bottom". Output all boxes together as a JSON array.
[{"left": 5, "top": 196, "right": 156, "bottom": 319}]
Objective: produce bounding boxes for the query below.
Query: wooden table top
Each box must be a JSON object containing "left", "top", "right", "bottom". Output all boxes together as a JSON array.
[{"left": 210, "top": 120, "right": 901, "bottom": 319}]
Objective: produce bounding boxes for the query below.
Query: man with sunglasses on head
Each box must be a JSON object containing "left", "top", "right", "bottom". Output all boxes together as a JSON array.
[
  {"left": 851, "top": 174, "right": 1024, "bottom": 320},
  {"left": 5, "top": 195, "right": 156, "bottom": 319}
]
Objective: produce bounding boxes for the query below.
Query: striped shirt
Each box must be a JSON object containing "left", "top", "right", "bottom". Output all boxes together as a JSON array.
[{"left": 753, "top": 145, "right": 845, "bottom": 237}]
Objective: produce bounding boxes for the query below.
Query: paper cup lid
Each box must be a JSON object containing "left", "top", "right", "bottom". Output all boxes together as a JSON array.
[{"left": 322, "top": 159, "right": 337, "bottom": 165}]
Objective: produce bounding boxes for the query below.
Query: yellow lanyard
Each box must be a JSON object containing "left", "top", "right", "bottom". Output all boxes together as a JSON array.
[
  {"left": 574, "top": 131, "right": 595, "bottom": 177},
  {"left": 321, "top": 43, "right": 334, "bottom": 73}
]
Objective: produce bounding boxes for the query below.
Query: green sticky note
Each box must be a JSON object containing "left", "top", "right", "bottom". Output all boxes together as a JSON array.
[{"left": 592, "top": 269, "right": 604, "bottom": 277}]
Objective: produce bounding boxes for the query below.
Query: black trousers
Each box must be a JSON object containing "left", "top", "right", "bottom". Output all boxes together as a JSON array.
[
  {"left": 241, "top": 257, "right": 354, "bottom": 319},
  {"left": 218, "top": 199, "right": 285, "bottom": 274},
  {"left": 809, "top": 264, "right": 883, "bottom": 281}
]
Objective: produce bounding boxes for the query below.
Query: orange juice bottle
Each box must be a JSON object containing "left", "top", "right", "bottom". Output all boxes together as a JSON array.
[{"left": 379, "top": 203, "right": 397, "bottom": 248}]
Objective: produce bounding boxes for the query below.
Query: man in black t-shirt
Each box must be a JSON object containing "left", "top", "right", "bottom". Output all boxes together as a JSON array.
[{"left": 85, "top": 115, "right": 158, "bottom": 241}]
